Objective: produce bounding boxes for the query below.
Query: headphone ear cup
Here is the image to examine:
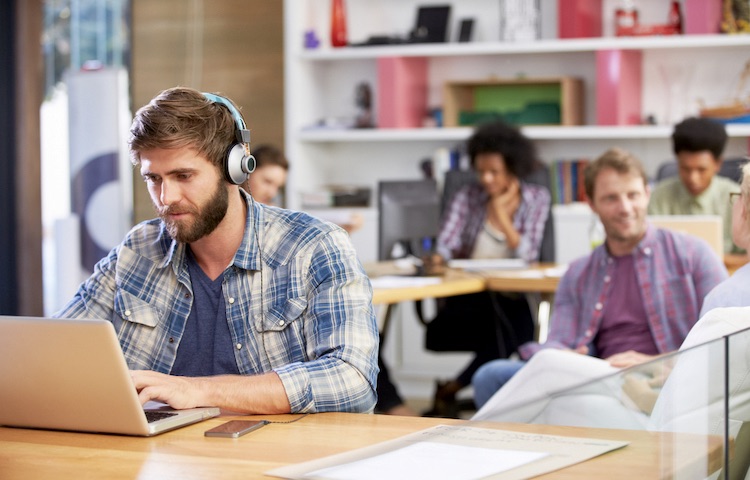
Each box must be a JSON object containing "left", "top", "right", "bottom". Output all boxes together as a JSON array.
[{"left": 224, "top": 144, "right": 256, "bottom": 184}]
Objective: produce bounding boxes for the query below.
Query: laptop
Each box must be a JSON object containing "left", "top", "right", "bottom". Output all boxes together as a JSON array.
[
  {"left": 0, "top": 316, "right": 220, "bottom": 436},
  {"left": 647, "top": 214, "right": 724, "bottom": 259}
]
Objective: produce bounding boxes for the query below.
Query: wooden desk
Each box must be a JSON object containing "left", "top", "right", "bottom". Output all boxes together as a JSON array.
[
  {"left": 483, "top": 254, "right": 746, "bottom": 295},
  {"left": 483, "top": 263, "right": 562, "bottom": 294},
  {"left": 0, "top": 413, "right": 723, "bottom": 479},
  {"left": 371, "top": 269, "right": 486, "bottom": 305},
  {"left": 370, "top": 253, "right": 745, "bottom": 306}
]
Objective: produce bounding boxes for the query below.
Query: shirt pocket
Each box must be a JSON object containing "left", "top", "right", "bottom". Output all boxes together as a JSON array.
[
  {"left": 113, "top": 289, "right": 162, "bottom": 328},
  {"left": 257, "top": 296, "right": 307, "bottom": 333}
]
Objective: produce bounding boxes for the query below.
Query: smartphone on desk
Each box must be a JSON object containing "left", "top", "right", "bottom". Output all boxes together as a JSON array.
[{"left": 204, "top": 420, "right": 269, "bottom": 438}]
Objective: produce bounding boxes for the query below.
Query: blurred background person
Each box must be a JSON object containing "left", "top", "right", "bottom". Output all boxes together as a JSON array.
[
  {"left": 648, "top": 117, "right": 742, "bottom": 254},
  {"left": 422, "top": 120, "right": 551, "bottom": 417},
  {"left": 241, "top": 144, "right": 288, "bottom": 206}
]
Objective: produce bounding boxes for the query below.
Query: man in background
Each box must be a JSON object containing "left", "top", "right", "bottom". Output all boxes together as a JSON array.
[
  {"left": 471, "top": 147, "right": 728, "bottom": 411},
  {"left": 648, "top": 116, "right": 741, "bottom": 253}
]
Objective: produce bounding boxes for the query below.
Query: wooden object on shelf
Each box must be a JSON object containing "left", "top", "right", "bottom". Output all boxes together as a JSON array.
[
  {"left": 558, "top": 0, "right": 602, "bottom": 38},
  {"left": 699, "top": 60, "right": 750, "bottom": 122},
  {"left": 596, "top": 49, "right": 642, "bottom": 125},
  {"left": 442, "top": 77, "right": 584, "bottom": 127},
  {"left": 376, "top": 57, "right": 428, "bottom": 129}
]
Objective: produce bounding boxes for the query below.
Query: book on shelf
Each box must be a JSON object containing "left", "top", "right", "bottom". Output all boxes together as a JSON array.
[{"left": 549, "top": 158, "right": 590, "bottom": 204}]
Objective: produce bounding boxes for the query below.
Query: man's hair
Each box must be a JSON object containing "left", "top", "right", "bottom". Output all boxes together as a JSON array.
[
  {"left": 466, "top": 120, "right": 540, "bottom": 179},
  {"left": 252, "top": 144, "right": 289, "bottom": 171},
  {"left": 584, "top": 147, "right": 648, "bottom": 200},
  {"left": 128, "top": 86, "right": 238, "bottom": 169},
  {"left": 671, "top": 117, "right": 728, "bottom": 160}
]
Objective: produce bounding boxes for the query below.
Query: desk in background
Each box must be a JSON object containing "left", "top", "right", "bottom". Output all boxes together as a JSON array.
[
  {"left": 369, "top": 254, "right": 748, "bottom": 304},
  {"left": 0, "top": 413, "right": 724, "bottom": 479},
  {"left": 370, "top": 269, "right": 486, "bottom": 305}
]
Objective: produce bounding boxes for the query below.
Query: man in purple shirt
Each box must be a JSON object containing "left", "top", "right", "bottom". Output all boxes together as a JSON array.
[{"left": 471, "top": 147, "right": 728, "bottom": 409}]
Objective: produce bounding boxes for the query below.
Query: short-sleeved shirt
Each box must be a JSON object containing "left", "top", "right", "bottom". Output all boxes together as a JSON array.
[{"left": 648, "top": 175, "right": 741, "bottom": 253}]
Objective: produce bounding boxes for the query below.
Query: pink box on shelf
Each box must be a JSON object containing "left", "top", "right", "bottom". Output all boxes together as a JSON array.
[
  {"left": 377, "top": 57, "right": 428, "bottom": 129},
  {"left": 596, "top": 49, "right": 642, "bottom": 125},
  {"left": 558, "top": 0, "right": 603, "bottom": 38},
  {"left": 684, "top": 0, "right": 722, "bottom": 34}
]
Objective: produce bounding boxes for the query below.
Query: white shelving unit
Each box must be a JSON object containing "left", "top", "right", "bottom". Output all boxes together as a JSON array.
[
  {"left": 285, "top": 3, "right": 750, "bottom": 232},
  {"left": 284, "top": 0, "right": 750, "bottom": 402}
]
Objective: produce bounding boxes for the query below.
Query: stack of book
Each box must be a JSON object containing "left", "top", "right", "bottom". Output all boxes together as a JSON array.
[{"left": 549, "top": 158, "right": 589, "bottom": 204}]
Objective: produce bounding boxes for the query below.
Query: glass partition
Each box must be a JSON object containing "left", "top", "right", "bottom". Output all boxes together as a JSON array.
[{"left": 472, "top": 323, "right": 750, "bottom": 479}]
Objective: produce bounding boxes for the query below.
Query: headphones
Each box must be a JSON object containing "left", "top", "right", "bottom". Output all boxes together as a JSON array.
[{"left": 202, "top": 92, "right": 256, "bottom": 185}]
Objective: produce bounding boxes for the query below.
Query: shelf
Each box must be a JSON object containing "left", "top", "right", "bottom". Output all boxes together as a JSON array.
[
  {"left": 297, "top": 124, "right": 750, "bottom": 143},
  {"left": 299, "top": 34, "right": 750, "bottom": 61}
]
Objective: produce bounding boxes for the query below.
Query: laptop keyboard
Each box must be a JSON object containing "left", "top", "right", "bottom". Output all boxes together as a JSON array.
[{"left": 145, "top": 410, "right": 178, "bottom": 423}]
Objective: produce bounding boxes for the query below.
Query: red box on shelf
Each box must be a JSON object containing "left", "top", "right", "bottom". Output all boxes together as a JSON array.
[
  {"left": 558, "top": 0, "right": 603, "bottom": 38},
  {"left": 596, "top": 49, "right": 642, "bottom": 125},
  {"left": 684, "top": 0, "right": 722, "bottom": 34},
  {"left": 377, "top": 57, "right": 428, "bottom": 129}
]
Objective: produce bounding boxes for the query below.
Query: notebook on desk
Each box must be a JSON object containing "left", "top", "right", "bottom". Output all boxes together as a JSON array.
[{"left": 0, "top": 316, "right": 220, "bottom": 436}]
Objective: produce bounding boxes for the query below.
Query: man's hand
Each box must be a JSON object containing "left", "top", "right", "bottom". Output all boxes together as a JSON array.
[
  {"left": 130, "top": 369, "right": 292, "bottom": 414},
  {"left": 572, "top": 345, "right": 589, "bottom": 355},
  {"left": 131, "top": 370, "right": 207, "bottom": 409},
  {"left": 605, "top": 350, "right": 655, "bottom": 368},
  {"left": 622, "top": 373, "right": 660, "bottom": 414}
]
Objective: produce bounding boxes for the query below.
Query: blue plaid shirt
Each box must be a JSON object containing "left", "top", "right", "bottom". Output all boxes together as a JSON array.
[{"left": 55, "top": 191, "right": 379, "bottom": 413}]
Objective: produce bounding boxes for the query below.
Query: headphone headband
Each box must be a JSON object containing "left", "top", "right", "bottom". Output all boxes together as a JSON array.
[{"left": 202, "top": 92, "right": 251, "bottom": 144}]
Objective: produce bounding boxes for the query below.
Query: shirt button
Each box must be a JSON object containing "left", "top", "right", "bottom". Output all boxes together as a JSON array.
[
  {"left": 585, "top": 329, "right": 592, "bottom": 336},
  {"left": 595, "top": 302, "right": 603, "bottom": 310},
  {"left": 236, "top": 343, "right": 242, "bottom": 350},
  {"left": 228, "top": 297, "right": 235, "bottom": 304},
  {"left": 184, "top": 293, "right": 191, "bottom": 298},
  {"left": 604, "top": 276, "right": 611, "bottom": 283},
  {"left": 124, "top": 310, "right": 131, "bottom": 317},
  {"left": 643, "top": 247, "right": 652, "bottom": 255},
  {"left": 278, "top": 320, "right": 285, "bottom": 326},
  {"left": 169, "top": 337, "right": 174, "bottom": 343}
]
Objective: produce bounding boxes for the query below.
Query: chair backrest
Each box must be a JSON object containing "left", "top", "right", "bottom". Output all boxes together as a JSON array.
[
  {"left": 441, "top": 170, "right": 477, "bottom": 214},
  {"left": 441, "top": 167, "right": 555, "bottom": 262},
  {"left": 655, "top": 156, "right": 748, "bottom": 184},
  {"left": 719, "top": 156, "right": 748, "bottom": 184},
  {"left": 655, "top": 161, "right": 678, "bottom": 182}
]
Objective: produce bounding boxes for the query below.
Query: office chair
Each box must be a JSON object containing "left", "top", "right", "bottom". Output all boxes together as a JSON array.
[{"left": 654, "top": 156, "right": 748, "bottom": 184}]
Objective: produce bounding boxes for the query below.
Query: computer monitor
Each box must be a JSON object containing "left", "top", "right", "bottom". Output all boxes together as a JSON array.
[{"left": 378, "top": 180, "right": 440, "bottom": 261}]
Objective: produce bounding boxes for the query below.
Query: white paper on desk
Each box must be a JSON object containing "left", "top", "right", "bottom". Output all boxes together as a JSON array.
[
  {"left": 483, "top": 269, "right": 545, "bottom": 279},
  {"left": 265, "top": 424, "right": 629, "bottom": 480},
  {"left": 368, "top": 276, "right": 442, "bottom": 289},
  {"left": 304, "top": 441, "right": 547, "bottom": 480},
  {"left": 447, "top": 258, "right": 527, "bottom": 271}
]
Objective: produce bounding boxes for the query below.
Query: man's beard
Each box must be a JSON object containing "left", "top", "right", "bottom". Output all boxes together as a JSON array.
[{"left": 158, "top": 179, "right": 229, "bottom": 243}]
